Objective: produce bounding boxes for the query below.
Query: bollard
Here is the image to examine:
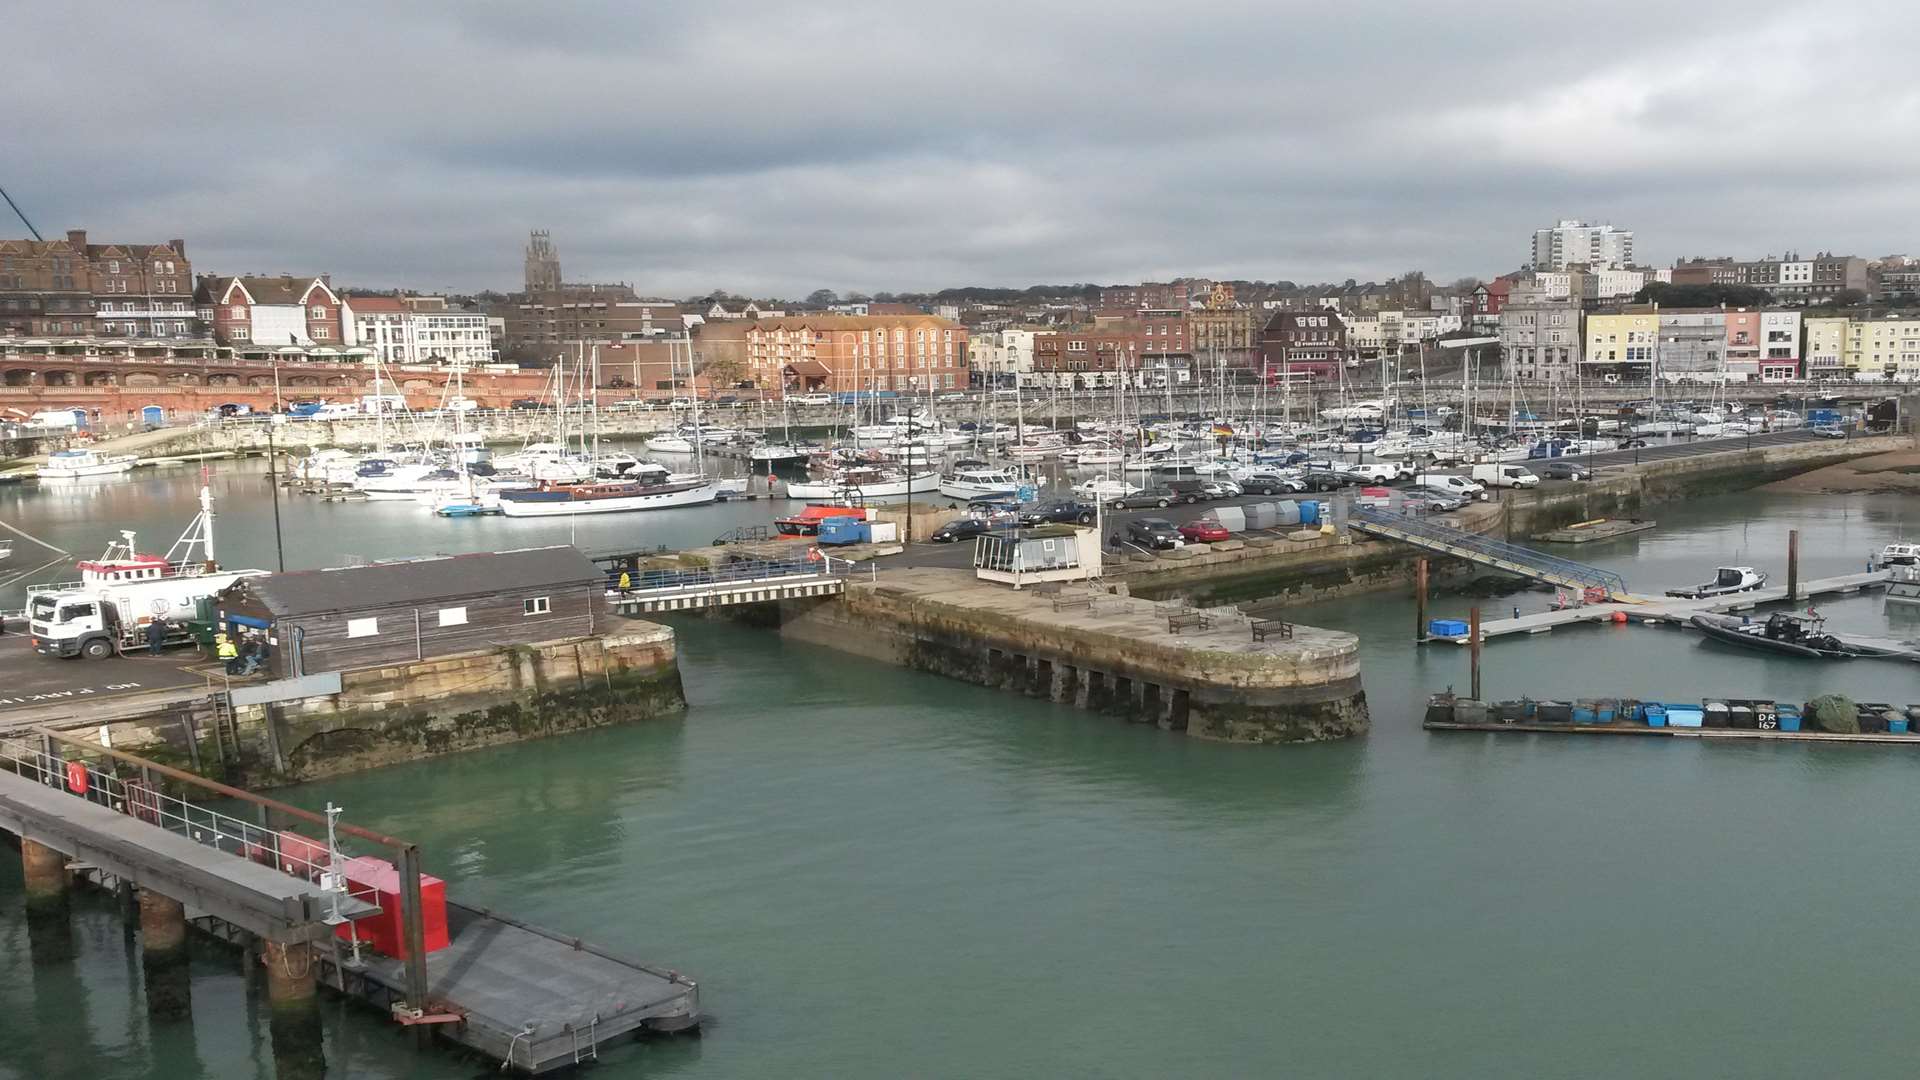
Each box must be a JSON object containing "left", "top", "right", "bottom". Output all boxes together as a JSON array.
[
  {"left": 1468, "top": 606, "right": 1483, "bottom": 702},
  {"left": 20, "top": 839, "right": 69, "bottom": 916},
  {"left": 1786, "top": 529, "right": 1799, "bottom": 603}
]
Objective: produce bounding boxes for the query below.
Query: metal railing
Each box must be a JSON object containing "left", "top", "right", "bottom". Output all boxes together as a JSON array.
[
  {"left": 1349, "top": 506, "right": 1629, "bottom": 596},
  {"left": 607, "top": 556, "right": 851, "bottom": 596}
]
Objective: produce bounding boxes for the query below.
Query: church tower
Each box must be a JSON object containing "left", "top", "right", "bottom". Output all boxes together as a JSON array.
[{"left": 524, "top": 229, "right": 562, "bottom": 292}]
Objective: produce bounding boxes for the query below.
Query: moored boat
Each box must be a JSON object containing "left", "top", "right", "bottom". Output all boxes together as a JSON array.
[
  {"left": 37, "top": 449, "right": 137, "bottom": 479},
  {"left": 1666, "top": 566, "right": 1766, "bottom": 599},
  {"left": 496, "top": 475, "right": 720, "bottom": 517}
]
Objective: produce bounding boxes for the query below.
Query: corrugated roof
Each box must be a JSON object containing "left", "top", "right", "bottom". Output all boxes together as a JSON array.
[{"left": 238, "top": 546, "right": 597, "bottom": 616}]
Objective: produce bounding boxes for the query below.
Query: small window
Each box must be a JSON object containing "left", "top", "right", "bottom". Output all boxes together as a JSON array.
[
  {"left": 523, "top": 597, "right": 550, "bottom": 616},
  {"left": 438, "top": 606, "right": 468, "bottom": 627},
  {"left": 347, "top": 617, "right": 379, "bottom": 638}
]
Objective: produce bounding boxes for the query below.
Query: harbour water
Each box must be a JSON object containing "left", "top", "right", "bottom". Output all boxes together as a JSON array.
[{"left": 4, "top": 467, "right": 1920, "bottom": 1078}]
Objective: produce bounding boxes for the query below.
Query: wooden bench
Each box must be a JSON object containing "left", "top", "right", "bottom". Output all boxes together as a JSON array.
[
  {"left": 1250, "top": 618, "right": 1293, "bottom": 642},
  {"left": 1167, "top": 611, "right": 1212, "bottom": 633},
  {"left": 1052, "top": 594, "right": 1096, "bottom": 613}
]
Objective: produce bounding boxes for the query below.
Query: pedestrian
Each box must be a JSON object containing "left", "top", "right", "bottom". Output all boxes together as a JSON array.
[
  {"left": 146, "top": 617, "right": 167, "bottom": 656},
  {"left": 1512, "top": 606, "right": 1521, "bottom": 620},
  {"left": 1869, "top": 554, "right": 1876, "bottom": 573},
  {"left": 618, "top": 570, "right": 632, "bottom": 595},
  {"left": 215, "top": 632, "right": 239, "bottom": 673}
]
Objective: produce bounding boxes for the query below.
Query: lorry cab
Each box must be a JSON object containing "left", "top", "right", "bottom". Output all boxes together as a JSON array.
[{"left": 28, "top": 596, "right": 117, "bottom": 659}]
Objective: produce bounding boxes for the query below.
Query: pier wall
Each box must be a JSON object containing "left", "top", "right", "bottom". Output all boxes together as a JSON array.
[
  {"left": 773, "top": 578, "right": 1368, "bottom": 744},
  {"left": 85, "top": 623, "right": 684, "bottom": 786}
]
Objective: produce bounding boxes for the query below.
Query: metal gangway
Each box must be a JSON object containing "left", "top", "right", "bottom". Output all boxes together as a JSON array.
[
  {"left": 1348, "top": 506, "right": 1631, "bottom": 600},
  {"left": 604, "top": 555, "right": 864, "bottom": 614}
]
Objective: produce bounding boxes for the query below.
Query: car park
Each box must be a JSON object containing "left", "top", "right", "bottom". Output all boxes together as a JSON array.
[
  {"left": 1178, "top": 519, "right": 1232, "bottom": 544},
  {"left": 1109, "top": 487, "right": 1177, "bottom": 509},
  {"left": 930, "top": 517, "right": 994, "bottom": 543},
  {"left": 1538, "top": 461, "right": 1591, "bottom": 481},
  {"left": 1018, "top": 500, "right": 1097, "bottom": 526},
  {"left": 1125, "top": 518, "right": 1183, "bottom": 549}
]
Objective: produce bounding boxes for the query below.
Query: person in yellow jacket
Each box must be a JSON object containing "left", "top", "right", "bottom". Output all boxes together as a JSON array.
[
  {"left": 618, "top": 571, "right": 631, "bottom": 595},
  {"left": 215, "top": 632, "right": 239, "bottom": 673}
]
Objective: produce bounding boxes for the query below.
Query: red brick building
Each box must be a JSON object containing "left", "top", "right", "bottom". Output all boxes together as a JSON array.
[
  {"left": 1033, "top": 324, "right": 1141, "bottom": 389},
  {"left": 743, "top": 315, "right": 968, "bottom": 393},
  {"left": 0, "top": 228, "right": 194, "bottom": 339},
  {"left": 194, "top": 275, "right": 345, "bottom": 348},
  {"left": 1260, "top": 311, "right": 1349, "bottom": 379}
]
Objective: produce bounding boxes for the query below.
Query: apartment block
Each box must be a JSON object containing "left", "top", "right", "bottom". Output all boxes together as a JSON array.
[
  {"left": 1032, "top": 326, "right": 1141, "bottom": 389},
  {"left": 1531, "top": 220, "right": 1633, "bottom": 271},
  {"left": 1499, "top": 291, "right": 1582, "bottom": 382}
]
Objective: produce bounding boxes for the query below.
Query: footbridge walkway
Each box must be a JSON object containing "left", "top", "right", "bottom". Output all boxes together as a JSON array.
[
  {"left": 599, "top": 554, "right": 865, "bottom": 614},
  {"left": 1349, "top": 506, "right": 1631, "bottom": 600}
]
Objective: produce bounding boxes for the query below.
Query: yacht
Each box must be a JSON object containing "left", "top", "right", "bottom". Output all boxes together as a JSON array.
[
  {"left": 644, "top": 433, "right": 697, "bottom": 454},
  {"left": 497, "top": 467, "right": 720, "bottom": 517},
  {"left": 784, "top": 467, "right": 939, "bottom": 501},
  {"left": 1879, "top": 542, "right": 1920, "bottom": 567},
  {"left": 749, "top": 442, "right": 811, "bottom": 465}
]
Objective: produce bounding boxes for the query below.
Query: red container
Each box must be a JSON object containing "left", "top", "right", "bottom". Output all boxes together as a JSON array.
[{"left": 333, "top": 855, "right": 450, "bottom": 958}]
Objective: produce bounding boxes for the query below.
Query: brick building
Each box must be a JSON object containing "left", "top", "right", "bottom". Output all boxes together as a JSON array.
[
  {"left": 1099, "top": 282, "right": 1188, "bottom": 311},
  {"left": 0, "top": 228, "right": 194, "bottom": 339},
  {"left": 497, "top": 231, "right": 681, "bottom": 363},
  {"left": 194, "top": 275, "right": 345, "bottom": 348},
  {"left": 742, "top": 315, "right": 968, "bottom": 394},
  {"left": 1259, "top": 311, "right": 1348, "bottom": 379},
  {"left": 1032, "top": 324, "right": 1141, "bottom": 389}
]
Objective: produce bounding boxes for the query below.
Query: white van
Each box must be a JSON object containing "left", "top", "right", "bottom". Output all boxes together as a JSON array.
[
  {"left": 1415, "top": 473, "right": 1486, "bottom": 499},
  {"left": 1471, "top": 463, "right": 1540, "bottom": 489}
]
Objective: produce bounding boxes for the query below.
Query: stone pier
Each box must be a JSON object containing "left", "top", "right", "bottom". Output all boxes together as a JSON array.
[
  {"left": 139, "top": 888, "right": 191, "bottom": 1018},
  {"left": 21, "top": 838, "right": 73, "bottom": 964},
  {"left": 776, "top": 568, "right": 1367, "bottom": 743}
]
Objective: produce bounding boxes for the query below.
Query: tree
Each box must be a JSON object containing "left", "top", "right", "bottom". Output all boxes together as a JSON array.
[
  {"left": 1832, "top": 288, "right": 1869, "bottom": 307},
  {"left": 1450, "top": 276, "right": 1485, "bottom": 292},
  {"left": 696, "top": 352, "right": 747, "bottom": 389},
  {"left": 805, "top": 288, "right": 838, "bottom": 308},
  {"left": 1633, "top": 281, "right": 1774, "bottom": 308}
]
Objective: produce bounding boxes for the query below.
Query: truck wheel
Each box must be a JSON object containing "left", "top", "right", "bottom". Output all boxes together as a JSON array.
[{"left": 80, "top": 638, "right": 112, "bottom": 660}]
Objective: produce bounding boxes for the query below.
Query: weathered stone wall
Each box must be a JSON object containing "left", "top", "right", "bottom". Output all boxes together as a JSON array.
[
  {"left": 91, "top": 623, "right": 684, "bottom": 787},
  {"left": 776, "top": 584, "right": 1368, "bottom": 744}
]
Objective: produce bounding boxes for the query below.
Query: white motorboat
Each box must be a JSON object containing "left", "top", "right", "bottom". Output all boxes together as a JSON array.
[
  {"left": 37, "top": 449, "right": 137, "bottom": 479},
  {"left": 644, "top": 434, "right": 697, "bottom": 454},
  {"left": 1665, "top": 566, "right": 1768, "bottom": 599},
  {"left": 939, "top": 466, "right": 1035, "bottom": 500},
  {"left": 1065, "top": 445, "right": 1123, "bottom": 465},
  {"left": 1887, "top": 563, "right": 1920, "bottom": 603},
  {"left": 1879, "top": 542, "right": 1920, "bottom": 567},
  {"left": 785, "top": 468, "right": 939, "bottom": 500},
  {"left": 1073, "top": 477, "right": 1141, "bottom": 500},
  {"left": 294, "top": 448, "right": 364, "bottom": 484},
  {"left": 750, "top": 442, "right": 811, "bottom": 464}
]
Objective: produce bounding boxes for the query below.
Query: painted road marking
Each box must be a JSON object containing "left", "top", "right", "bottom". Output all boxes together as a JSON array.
[{"left": 0, "top": 681, "right": 144, "bottom": 707}]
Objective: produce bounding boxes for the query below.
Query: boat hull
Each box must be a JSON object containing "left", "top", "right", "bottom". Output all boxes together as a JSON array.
[{"left": 497, "top": 481, "right": 720, "bottom": 516}]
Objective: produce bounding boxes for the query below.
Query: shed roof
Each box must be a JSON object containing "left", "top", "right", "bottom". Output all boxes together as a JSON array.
[{"left": 238, "top": 546, "right": 598, "bottom": 617}]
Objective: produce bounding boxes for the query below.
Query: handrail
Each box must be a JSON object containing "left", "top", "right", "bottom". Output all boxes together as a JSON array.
[{"left": 1349, "top": 507, "right": 1627, "bottom": 594}]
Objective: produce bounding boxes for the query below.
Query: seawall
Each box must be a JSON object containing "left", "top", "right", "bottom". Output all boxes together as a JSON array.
[
  {"left": 772, "top": 568, "right": 1368, "bottom": 744},
  {"left": 70, "top": 623, "right": 684, "bottom": 787}
]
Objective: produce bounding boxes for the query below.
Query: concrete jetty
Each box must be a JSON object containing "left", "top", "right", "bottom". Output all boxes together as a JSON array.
[{"left": 774, "top": 567, "right": 1368, "bottom": 743}]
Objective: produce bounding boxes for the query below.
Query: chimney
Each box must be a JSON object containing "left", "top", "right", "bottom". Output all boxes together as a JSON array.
[
  {"left": 170, "top": 238, "right": 186, "bottom": 257},
  {"left": 66, "top": 228, "right": 87, "bottom": 250}
]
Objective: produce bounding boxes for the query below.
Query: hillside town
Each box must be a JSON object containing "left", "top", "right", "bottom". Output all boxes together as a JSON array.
[{"left": 2, "top": 219, "right": 1919, "bottom": 424}]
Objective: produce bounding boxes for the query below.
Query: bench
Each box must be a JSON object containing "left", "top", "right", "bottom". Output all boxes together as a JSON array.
[
  {"left": 1250, "top": 618, "right": 1293, "bottom": 642},
  {"left": 1052, "top": 595, "right": 1096, "bottom": 613},
  {"left": 1167, "top": 611, "right": 1212, "bottom": 633}
]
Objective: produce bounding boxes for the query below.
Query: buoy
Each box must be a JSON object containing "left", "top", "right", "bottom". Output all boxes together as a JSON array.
[
  {"left": 1611, "top": 611, "right": 1628, "bottom": 624},
  {"left": 66, "top": 760, "right": 89, "bottom": 794}
]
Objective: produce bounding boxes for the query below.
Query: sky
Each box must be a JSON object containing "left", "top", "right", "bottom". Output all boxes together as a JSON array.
[{"left": 6, "top": 1, "right": 1916, "bottom": 298}]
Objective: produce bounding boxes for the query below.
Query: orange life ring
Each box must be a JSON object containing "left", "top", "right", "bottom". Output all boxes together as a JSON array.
[
  {"left": 66, "top": 760, "right": 89, "bottom": 794},
  {"left": 806, "top": 547, "right": 823, "bottom": 562}
]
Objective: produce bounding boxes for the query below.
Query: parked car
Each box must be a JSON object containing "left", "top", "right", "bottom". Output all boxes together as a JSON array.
[
  {"left": 1811, "top": 424, "right": 1847, "bottom": 439},
  {"left": 1178, "top": 519, "right": 1232, "bottom": 544},
  {"left": 1538, "top": 461, "right": 1590, "bottom": 481},
  {"left": 1616, "top": 438, "right": 1649, "bottom": 449},
  {"left": 1400, "top": 490, "right": 1466, "bottom": 513},
  {"left": 785, "top": 393, "right": 834, "bottom": 406},
  {"left": 1109, "top": 487, "right": 1177, "bottom": 509},
  {"left": 1413, "top": 473, "right": 1486, "bottom": 499},
  {"left": 1164, "top": 478, "right": 1211, "bottom": 504},
  {"left": 1125, "top": 517, "right": 1183, "bottom": 549},
  {"left": 1342, "top": 461, "right": 1412, "bottom": 483},
  {"left": 1200, "top": 480, "right": 1243, "bottom": 498},
  {"left": 509, "top": 398, "right": 545, "bottom": 410},
  {"left": 935, "top": 391, "right": 968, "bottom": 401},
  {"left": 930, "top": 517, "right": 994, "bottom": 543},
  {"left": 1018, "top": 500, "right": 1097, "bottom": 526},
  {"left": 1297, "top": 470, "right": 1353, "bottom": 492},
  {"left": 1241, "top": 471, "right": 1306, "bottom": 495}
]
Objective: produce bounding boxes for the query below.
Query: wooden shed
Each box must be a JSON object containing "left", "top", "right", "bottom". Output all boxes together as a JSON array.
[{"left": 214, "top": 546, "right": 606, "bottom": 677}]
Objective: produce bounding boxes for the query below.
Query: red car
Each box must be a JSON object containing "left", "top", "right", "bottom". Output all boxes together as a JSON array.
[{"left": 1177, "top": 520, "right": 1231, "bottom": 543}]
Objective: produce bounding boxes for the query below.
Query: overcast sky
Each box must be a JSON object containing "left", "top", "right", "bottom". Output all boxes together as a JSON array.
[{"left": 8, "top": 2, "right": 1915, "bottom": 298}]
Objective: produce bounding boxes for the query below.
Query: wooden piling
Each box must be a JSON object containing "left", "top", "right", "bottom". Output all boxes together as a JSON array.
[
  {"left": 1415, "top": 557, "right": 1429, "bottom": 642},
  {"left": 1787, "top": 529, "right": 1799, "bottom": 602},
  {"left": 1468, "top": 606, "right": 1482, "bottom": 701}
]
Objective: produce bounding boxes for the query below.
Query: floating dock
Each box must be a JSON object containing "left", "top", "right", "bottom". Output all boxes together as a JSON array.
[
  {"left": 1532, "top": 518, "right": 1657, "bottom": 544},
  {"left": 1424, "top": 694, "right": 1920, "bottom": 745},
  {"left": 1430, "top": 570, "right": 1891, "bottom": 645},
  {"left": 317, "top": 903, "right": 699, "bottom": 1073}
]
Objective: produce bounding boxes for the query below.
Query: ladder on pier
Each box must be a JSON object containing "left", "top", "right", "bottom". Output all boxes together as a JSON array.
[{"left": 1348, "top": 506, "right": 1631, "bottom": 601}]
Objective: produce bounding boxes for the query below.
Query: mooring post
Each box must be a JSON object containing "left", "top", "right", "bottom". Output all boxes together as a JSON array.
[
  {"left": 1415, "top": 557, "right": 1429, "bottom": 642},
  {"left": 1787, "top": 528, "right": 1800, "bottom": 603},
  {"left": 1468, "top": 606, "right": 1482, "bottom": 702},
  {"left": 397, "top": 843, "right": 431, "bottom": 1046},
  {"left": 139, "top": 887, "right": 191, "bottom": 1019}
]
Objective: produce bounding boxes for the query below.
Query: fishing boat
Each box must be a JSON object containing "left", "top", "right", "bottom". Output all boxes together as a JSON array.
[
  {"left": 496, "top": 473, "right": 720, "bottom": 517},
  {"left": 37, "top": 448, "right": 137, "bottom": 479},
  {"left": 775, "top": 505, "right": 868, "bottom": 537},
  {"left": 1879, "top": 542, "right": 1920, "bottom": 567},
  {"left": 1665, "top": 566, "right": 1767, "bottom": 599},
  {"left": 1887, "top": 563, "right": 1920, "bottom": 604}
]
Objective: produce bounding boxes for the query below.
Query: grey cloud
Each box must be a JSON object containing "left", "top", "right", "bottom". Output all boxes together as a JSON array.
[{"left": 7, "top": 1, "right": 1913, "bottom": 297}]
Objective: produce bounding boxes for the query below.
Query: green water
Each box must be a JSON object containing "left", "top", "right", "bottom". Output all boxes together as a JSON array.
[{"left": 5, "top": 480, "right": 1920, "bottom": 1078}]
